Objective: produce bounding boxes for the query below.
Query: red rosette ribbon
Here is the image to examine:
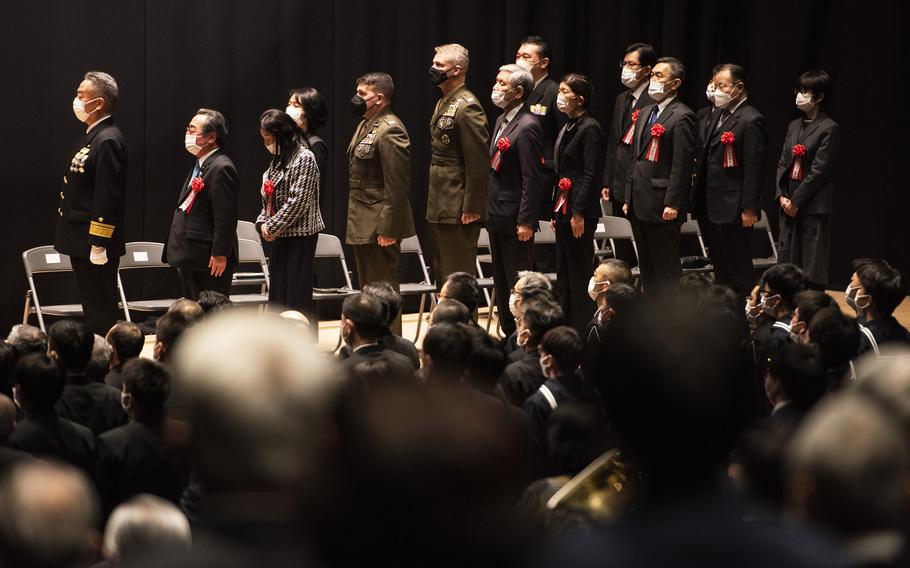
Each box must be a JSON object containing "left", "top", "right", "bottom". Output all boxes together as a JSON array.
[
  {"left": 491, "top": 137, "right": 511, "bottom": 172},
  {"left": 720, "top": 131, "right": 737, "bottom": 168},
  {"left": 621, "top": 109, "right": 640, "bottom": 145},
  {"left": 263, "top": 179, "right": 275, "bottom": 216},
  {"left": 790, "top": 144, "right": 807, "bottom": 180},
  {"left": 184, "top": 176, "right": 205, "bottom": 214},
  {"left": 646, "top": 123, "right": 665, "bottom": 162},
  {"left": 554, "top": 177, "right": 572, "bottom": 214}
]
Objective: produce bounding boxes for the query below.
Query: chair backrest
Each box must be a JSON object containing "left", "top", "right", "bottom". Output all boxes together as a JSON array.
[
  {"left": 477, "top": 228, "right": 491, "bottom": 248},
  {"left": 22, "top": 246, "right": 73, "bottom": 276},
  {"left": 598, "top": 216, "right": 635, "bottom": 240},
  {"left": 237, "top": 238, "right": 270, "bottom": 288},
  {"left": 680, "top": 216, "right": 701, "bottom": 236},
  {"left": 237, "top": 220, "right": 260, "bottom": 242},
  {"left": 314, "top": 233, "right": 354, "bottom": 289},
  {"left": 119, "top": 242, "right": 167, "bottom": 270},
  {"left": 400, "top": 235, "right": 433, "bottom": 285},
  {"left": 536, "top": 220, "right": 556, "bottom": 244}
]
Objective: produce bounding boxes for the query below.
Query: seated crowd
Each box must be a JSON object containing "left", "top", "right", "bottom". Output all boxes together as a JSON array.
[{"left": 0, "top": 257, "right": 909, "bottom": 567}]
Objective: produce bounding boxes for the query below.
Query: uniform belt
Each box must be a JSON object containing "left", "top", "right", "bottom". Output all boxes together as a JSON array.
[{"left": 430, "top": 155, "right": 461, "bottom": 167}]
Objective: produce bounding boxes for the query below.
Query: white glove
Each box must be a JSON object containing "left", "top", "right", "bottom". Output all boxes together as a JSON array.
[{"left": 90, "top": 245, "right": 108, "bottom": 266}]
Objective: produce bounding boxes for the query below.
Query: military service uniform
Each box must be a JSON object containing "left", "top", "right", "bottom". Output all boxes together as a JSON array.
[
  {"left": 54, "top": 117, "right": 128, "bottom": 335},
  {"left": 426, "top": 84, "right": 489, "bottom": 286},
  {"left": 347, "top": 106, "right": 415, "bottom": 333}
]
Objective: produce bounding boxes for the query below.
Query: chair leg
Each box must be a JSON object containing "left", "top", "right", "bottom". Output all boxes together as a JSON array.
[
  {"left": 22, "top": 292, "right": 31, "bottom": 325},
  {"left": 414, "top": 294, "right": 427, "bottom": 343}
]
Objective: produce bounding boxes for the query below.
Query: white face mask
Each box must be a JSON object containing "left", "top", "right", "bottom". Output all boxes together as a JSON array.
[
  {"left": 713, "top": 88, "right": 733, "bottom": 109},
  {"left": 745, "top": 301, "right": 762, "bottom": 324},
  {"left": 648, "top": 80, "right": 668, "bottom": 101},
  {"left": 621, "top": 66, "right": 639, "bottom": 88},
  {"left": 587, "top": 277, "right": 609, "bottom": 302},
  {"left": 266, "top": 142, "right": 278, "bottom": 155},
  {"left": 705, "top": 85, "right": 716, "bottom": 104},
  {"left": 491, "top": 88, "right": 513, "bottom": 109},
  {"left": 72, "top": 96, "right": 99, "bottom": 123},
  {"left": 508, "top": 293, "right": 520, "bottom": 318},
  {"left": 285, "top": 106, "right": 304, "bottom": 123},
  {"left": 795, "top": 92, "right": 814, "bottom": 113},
  {"left": 185, "top": 134, "right": 202, "bottom": 156},
  {"left": 515, "top": 59, "right": 534, "bottom": 73},
  {"left": 760, "top": 293, "right": 780, "bottom": 315},
  {"left": 556, "top": 94, "right": 569, "bottom": 112}
]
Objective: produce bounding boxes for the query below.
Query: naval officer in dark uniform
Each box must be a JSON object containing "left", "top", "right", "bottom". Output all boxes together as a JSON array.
[{"left": 55, "top": 71, "right": 128, "bottom": 335}]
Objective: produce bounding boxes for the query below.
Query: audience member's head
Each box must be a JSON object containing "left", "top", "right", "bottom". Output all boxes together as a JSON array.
[
  {"left": 6, "top": 324, "right": 48, "bottom": 358},
  {"left": 167, "top": 298, "right": 205, "bottom": 324},
  {"left": 791, "top": 291, "right": 835, "bottom": 345},
  {"left": 760, "top": 264, "right": 808, "bottom": 317},
  {"left": 546, "top": 403, "right": 609, "bottom": 476},
  {"left": 852, "top": 351, "right": 910, "bottom": 455},
  {"left": 808, "top": 306, "right": 860, "bottom": 389},
  {"left": 154, "top": 311, "right": 191, "bottom": 363},
  {"left": 121, "top": 358, "right": 171, "bottom": 425},
  {"left": 512, "top": 271, "right": 553, "bottom": 323},
  {"left": 590, "top": 259, "right": 632, "bottom": 309},
  {"left": 730, "top": 421, "right": 795, "bottom": 513},
  {"left": 765, "top": 343, "right": 826, "bottom": 411},
  {"left": 600, "top": 283, "right": 640, "bottom": 324},
  {"left": 106, "top": 321, "right": 144, "bottom": 369},
  {"left": 341, "top": 293, "right": 386, "bottom": 347},
  {"left": 47, "top": 319, "right": 93, "bottom": 374},
  {"left": 279, "top": 310, "right": 311, "bottom": 328},
  {"left": 678, "top": 273, "right": 713, "bottom": 306},
  {"left": 86, "top": 333, "right": 112, "bottom": 382},
  {"left": 423, "top": 323, "right": 473, "bottom": 385},
  {"left": 0, "top": 461, "right": 99, "bottom": 568},
  {"left": 463, "top": 326, "right": 507, "bottom": 392},
  {"left": 0, "top": 342, "right": 18, "bottom": 396},
  {"left": 430, "top": 298, "right": 472, "bottom": 326},
  {"left": 0, "top": 394, "right": 16, "bottom": 442},
  {"left": 362, "top": 281, "right": 401, "bottom": 330},
  {"left": 174, "top": 311, "right": 336, "bottom": 493},
  {"left": 12, "top": 353, "right": 65, "bottom": 416},
  {"left": 518, "top": 297, "right": 564, "bottom": 351},
  {"left": 103, "top": 494, "right": 191, "bottom": 562},
  {"left": 440, "top": 272, "right": 480, "bottom": 317},
  {"left": 787, "top": 393, "right": 909, "bottom": 538},
  {"left": 849, "top": 258, "right": 906, "bottom": 320},
  {"left": 196, "top": 290, "right": 232, "bottom": 315},
  {"left": 538, "top": 326, "right": 584, "bottom": 378}
]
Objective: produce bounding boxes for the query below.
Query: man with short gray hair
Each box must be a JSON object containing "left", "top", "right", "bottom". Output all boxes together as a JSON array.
[
  {"left": 55, "top": 71, "right": 128, "bottom": 335},
  {"left": 162, "top": 108, "right": 239, "bottom": 299},
  {"left": 487, "top": 63, "right": 548, "bottom": 336}
]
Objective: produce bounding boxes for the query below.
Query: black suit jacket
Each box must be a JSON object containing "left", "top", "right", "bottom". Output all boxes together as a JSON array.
[
  {"left": 499, "top": 349, "right": 546, "bottom": 406},
  {"left": 55, "top": 118, "right": 128, "bottom": 258},
  {"left": 603, "top": 87, "right": 654, "bottom": 202},
  {"left": 486, "top": 107, "right": 548, "bottom": 234},
  {"left": 341, "top": 344, "right": 418, "bottom": 389},
  {"left": 626, "top": 97, "right": 697, "bottom": 224},
  {"left": 692, "top": 101, "right": 768, "bottom": 224},
  {"left": 339, "top": 332, "right": 421, "bottom": 371},
  {"left": 775, "top": 113, "right": 840, "bottom": 215},
  {"left": 163, "top": 150, "right": 240, "bottom": 269},
  {"left": 526, "top": 76, "right": 563, "bottom": 169},
  {"left": 55, "top": 375, "right": 128, "bottom": 435},
  {"left": 10, "top": 413, "right": 96, "bottom": 476},
  {"left": 553, "top": 114, "right": 606, "bottom": 222}
]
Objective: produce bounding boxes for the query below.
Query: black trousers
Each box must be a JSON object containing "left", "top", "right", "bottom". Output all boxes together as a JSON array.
[
  {"left": 700, "top": 219, "right": 754, "bottom": 295},
  {"left": 489, "top": 230, "right": 534, "bottom": 336},
  {"left": 269, "top": 234, "right": 318, "bottom": 318},
  {"left": 555, "top": 220, "right": 596, "bottom": 333},
  {"left": 353, "top": 242, "right": 402, "bottom": 335},
  {"left": 71, "top": 256, "right": 121, "bottom": 335},
  {"left": 629, "top": 212, "right": 682, "bottom": 296},
  {"left": 177, "top": 266, "right": 235, "bottom": 300},
  {"left": 778, "top": 212, "right": 830, "bottom": 287}
]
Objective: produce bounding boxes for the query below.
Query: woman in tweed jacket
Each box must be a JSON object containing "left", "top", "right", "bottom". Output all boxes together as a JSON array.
[{"left": 256, "top": 109, "right": 325, "bottom": 316}]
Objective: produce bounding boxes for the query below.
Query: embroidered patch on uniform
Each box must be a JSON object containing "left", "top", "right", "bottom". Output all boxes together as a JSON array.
[
  {"left": 89, "top": 220, "right": 114, "bottom": 238},
  {"left": 437, "top": 116, "right": 455, "bottom": 130},
  {"left": 70, "top": 146, "right": 90, "bottom": 173},
  {"left": 531, "top": 104, "right": 547, "bottom": 115},
  {"left": 441, "top": 134, "right": 451, "bottom": 145}
]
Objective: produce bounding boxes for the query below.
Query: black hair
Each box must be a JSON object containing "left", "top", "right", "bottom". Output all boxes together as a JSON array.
[
  {"left": 355, "top": 72, "right": 395, "bottom": 101},
  {"left": 796, "top": 69, "right": 832, "bottom": 104},
  {"left": 464, "top": 326, "right": 506, "bottom": 390},
  {"left": 808, "top": 306, "right": 860, "bottom": 370},
  {"left": 423, "top": 323, "right": 473, "bottom": 382},
  {"left": 761, "top": 263, "right": 808, "bottom": 310},
  {"left": 715, "top": 63, "right": 748, "bottom": 87},
  {"left": 602, "top": 283, "right": 640, "bottom": 315},
  {"left": 443, "top": 272, "right": 480, "bottom": 315},
  {"left": 289, "top": 87, "right": 328, "bottom": 133},
  {"left": 106, "top": 321, "right": 144, "bottom": 363},
  {"left": 259, "top": 108, "right": 308, "bottom": 169},
  {"left": 768, "top": 343, "right": 826, "bottom": 410},
  {"left": 196, "top": 108, "right": 229, "bottom": 146},
  {"left": 342, "top": 293, "right": 386, "bottom": 341},
  {"left": 522, "top": 298, "right": 565, "bottom": 346},
  {"left": 13, "top": 353, "right": 65, "bottom": 413},
  {"left": 656, "top": 56, "right": 686, "bottom": 83},
  {"left": 362, "top": 281, "right": 401, "bottom": 324},
  {"left": 521, "top": 35, "right": 551, "bottom": 60},
  {"left": 623, "top": 42, "right": 657, "bottom": 68},
  {"left": 794, "top": 291, "right": 835, "bottom": 325},
  {"left": 546, "top": 403, "right": 609, "bottom": 476},
  {"left": 853, "top": 258, "right": 907, "bottom": 316},
  {"left": 431, "top": 299, "right": 472, "bottom": 326},
  {"left": 155, "top": 311, "right": 190, "bottom": 362},
  {"left": 196, "top": 291, "right": 232, "bottom": 314},
  {"left": 520, "top": 286, "right": 556, "bottom": 305},
  {"left": 122, "top": 358, "right": 172, "bottom": 421},
  {"left": 47, "top": 320, "right": 93, "bottom": 373},
  {"left": 0, "top": 342, "right": 18, "bottom": 397},
  {"left": 560, "top": 73, "right": 593, "bottom": 108},
  {"left": 539, "top": 326, "right": 584, "bottom": 375}
]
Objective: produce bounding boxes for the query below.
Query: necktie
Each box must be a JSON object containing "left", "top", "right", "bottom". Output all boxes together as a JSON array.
[
  {"left": 190, "top": 162, "right": 201, "bottom": 181},
  {"left": 621, "top": 92, "right": 633, "bottom": 129},
  {"left": 715, "top": 109, "right": 731, "bottom": 130},
  {"left": 647, "top": 105, "right": 659, "bottom": 128}
]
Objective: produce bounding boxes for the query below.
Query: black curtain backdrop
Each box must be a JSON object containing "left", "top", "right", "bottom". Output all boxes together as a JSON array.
[{"left": 1, "top": 0, "right": 905, "bottom": 329}]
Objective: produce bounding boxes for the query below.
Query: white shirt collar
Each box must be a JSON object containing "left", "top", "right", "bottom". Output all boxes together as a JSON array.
[
  {"left": 352, "top": 342, "right": 379, "bottom": 353},
  {"left": 503, "top": 102, "right": 523, "bottom": 123},
  {"left": 533, "top": 74, "right": 548, "bottom": 90},
  {"left": 656, "top": 94, "right": 676, "bottom": 115},
  {"left": 630, "top": 81, "right": 648, "bottom": 103},
  {"left": 197, "top": 146, "right": 220, "bottom": 167},
  {"left": 86, "top": 114, "right": 111, "bottom": 133},
  {"left": 726, "top": 96, "right": 748, "bottom": 115}
]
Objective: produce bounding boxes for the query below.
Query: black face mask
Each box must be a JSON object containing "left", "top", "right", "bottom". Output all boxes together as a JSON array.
[
  {"left": 429, "top": 67, "right": 449, "bottom": 85},
  {"left": 350, "top": 95, "right": 368, "bottom": 116}
]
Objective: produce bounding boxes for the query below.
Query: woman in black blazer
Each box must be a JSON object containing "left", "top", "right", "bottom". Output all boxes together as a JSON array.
[
  {"left": 552, "top": 73, "right": 605, "bottom": 332},
  {"left": 287, "top": 88, "right": 329, "bottom": 214}
]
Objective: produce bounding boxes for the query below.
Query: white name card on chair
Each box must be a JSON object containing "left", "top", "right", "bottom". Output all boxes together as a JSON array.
[
  {"left": 45, "top": 253, "right": 61, "bottom": 264},
  {"left": 133, "top": 251, "right": 149, "bottom": 262}
]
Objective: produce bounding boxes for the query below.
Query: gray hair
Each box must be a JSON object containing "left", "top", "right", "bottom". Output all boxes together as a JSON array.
[
  {"left": 7, "top": 324, "right": 47, "bottom": 357},
  {"left": 104, "top": 494, "right": 191, "bottom": 561},
  {"left": 787, "top": 393, "right": 909, "bottom": 532},
  {"left": 435, "top": 43, "right": 470, "bottom": 72},
  {"left": 852, "top": 348, "right": 910, "bottom": 451},
  {"left": 86, "top": 333, "right": 113, "bottom": 382},
  {"left": 84, "top": 71, "right": 119, "bottom": 110},
  {"left": 498, "top": 64, "right": 534, "bottom": 101},
  {"left": 656, "top": 57, "right": 686, "bottom": 83},
  {"left": 516, "top": 270, "right": 553, "bottom": 292},
  {"left": 174, "top": 310, "right": 336, "bottom": 490},
  {"left": 0, "top": 461, "right": 99, "bottom": 567},
  {"left": 196, "top": 108, "right": 228, "bottom": 147}
]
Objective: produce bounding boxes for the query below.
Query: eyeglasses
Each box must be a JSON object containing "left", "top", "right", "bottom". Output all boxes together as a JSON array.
[{"left": 619, "top": 61, "right": 641, "bottom": 69}]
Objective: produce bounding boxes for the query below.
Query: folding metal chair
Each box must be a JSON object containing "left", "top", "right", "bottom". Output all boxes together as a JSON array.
[
  {"left": 475, "top": 229, "right": 499, "bottom": 334},
  {"left": 752, "top": 210, "right": 778, "bottom": 272},
  {"left": 399, "top": 235, "right": 438, "bottom": 342},
  {"left": 596, "top": 216, "right": 641, "bottom": 282},
  {"left": 680, "top": 216, "right": 714, "bottom": 275},
  {"left": 116, "top": 242, "right": 180, "bottom": 319},
  {"left": 229, "top": 238, "right": 270, "bottom": 307},
  {"left": 21, "top": 246, "right": 97, "bottom": 331},
  {"left": 313, "top": 233, "right": 359, "bottom": 350},
  {"left": 233, "top": 221, "right": 267, "bottom": 291},
  {"left": 535, "top": 221, "right": 558, "bottom": 280}
]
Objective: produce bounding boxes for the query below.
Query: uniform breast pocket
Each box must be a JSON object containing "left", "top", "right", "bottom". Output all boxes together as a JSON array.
[
  {"left": 353, "top": 143, "right": 376, "bottom": 160},
  {"left": 352, "top": 186, "right": 384, "bottom": 205}
]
